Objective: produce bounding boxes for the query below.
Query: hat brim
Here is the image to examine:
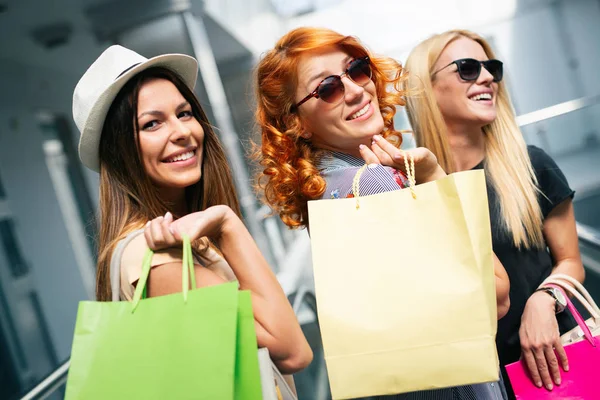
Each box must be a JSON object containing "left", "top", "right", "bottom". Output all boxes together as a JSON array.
[{"left": 78, "top": 53, "right": 198, "bottom": 172}]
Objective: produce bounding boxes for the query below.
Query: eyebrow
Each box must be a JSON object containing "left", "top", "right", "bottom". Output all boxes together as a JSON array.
[
  {"left": 305, "top": 55, "right": 353, "bottom": 89},
  {"left": 137, "top": 101, "right": 190, "bottom": 119}
]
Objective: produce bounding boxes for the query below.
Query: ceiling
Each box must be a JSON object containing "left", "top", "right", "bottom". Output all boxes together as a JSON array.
[{"left": 0, "top": 0, "right": 250, "bottom": 77}]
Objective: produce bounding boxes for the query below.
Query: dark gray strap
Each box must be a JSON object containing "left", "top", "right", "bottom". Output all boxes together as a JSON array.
[{"left": 110, "top": 229, "right": 144, "bottom": 302}]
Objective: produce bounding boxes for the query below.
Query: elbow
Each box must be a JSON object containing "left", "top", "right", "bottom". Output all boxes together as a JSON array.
[
  {"left": 497, "top": 296, "right": 510, "bottom": 320},
  {"left": 274, "top": 345, "right": 314, "bottom": 374}
]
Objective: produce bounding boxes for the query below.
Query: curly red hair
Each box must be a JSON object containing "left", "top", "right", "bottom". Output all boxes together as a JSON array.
[{"left": 254, "top": 27, "right": 408, "bottom": 228}]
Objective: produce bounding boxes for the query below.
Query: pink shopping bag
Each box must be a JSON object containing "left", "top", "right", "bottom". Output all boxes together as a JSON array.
[{"left": 505, "top": 284, "right": 600, "bottom": 399}]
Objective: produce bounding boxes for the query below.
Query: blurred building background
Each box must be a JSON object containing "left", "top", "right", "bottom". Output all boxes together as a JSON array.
[{"left": 0, "top": 0, "right": 599, "bottom": 399}]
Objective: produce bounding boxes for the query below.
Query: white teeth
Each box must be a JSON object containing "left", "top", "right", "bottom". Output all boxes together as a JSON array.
[
  {"left": 469, "top": 93, "right": 492, "bottom": 101},
  {"left": 349, "top": 103, "right": 370, "bottom": 120},
  {"left": 167, "top": 151, "right": 194, "bottom": 163}
]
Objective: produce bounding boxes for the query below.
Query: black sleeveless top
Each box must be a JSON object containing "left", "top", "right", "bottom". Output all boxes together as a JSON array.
[{"left": 472, "top": 145, "right": 575, "bottom": 398}]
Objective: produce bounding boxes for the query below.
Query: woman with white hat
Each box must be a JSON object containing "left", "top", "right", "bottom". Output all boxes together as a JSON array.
[{"left": 73, "top": 45, "right": 313, "bottom": 373}]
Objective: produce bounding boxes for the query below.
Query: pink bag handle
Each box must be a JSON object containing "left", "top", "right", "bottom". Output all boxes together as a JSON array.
[{"left": 546, "top": 283, "right": 597, "bottom": 347}]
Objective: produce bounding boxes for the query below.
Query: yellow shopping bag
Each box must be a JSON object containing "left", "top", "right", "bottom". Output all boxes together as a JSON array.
[{"left": 307, "top": 167, "right": 498, "bottom": 399}]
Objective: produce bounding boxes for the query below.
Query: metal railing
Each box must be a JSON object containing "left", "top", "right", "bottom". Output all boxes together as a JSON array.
[
  {"left": 19, "top": 360, "right": 69, "bottom": 400},
  {"left": 516, "top": 94, "right": 600, "bottom": 127}
]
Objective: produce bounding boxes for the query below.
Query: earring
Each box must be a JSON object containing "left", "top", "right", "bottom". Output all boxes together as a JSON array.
[{"left": 301, "top": 132, "right": 312, "bottom": 139}]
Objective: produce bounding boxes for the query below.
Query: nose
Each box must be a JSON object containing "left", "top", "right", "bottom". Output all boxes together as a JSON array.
[
  {"left": 477, "top": 64, "right": 494, "bottom": 86},
  {"left": 170, "top": 117, "right": 192, "bottom": 142},
  {"left": 342, "top": 75, "right": 364, "bottom": 103}
]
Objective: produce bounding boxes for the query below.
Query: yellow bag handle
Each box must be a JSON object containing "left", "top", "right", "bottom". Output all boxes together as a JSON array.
[{"left": 351, "top": 150, "right": 417, "bottom": 209}]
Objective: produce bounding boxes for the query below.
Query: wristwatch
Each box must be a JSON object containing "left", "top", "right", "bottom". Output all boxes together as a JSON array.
[{"left": 535, "top": 286, "right": 567, "bottom": 313}]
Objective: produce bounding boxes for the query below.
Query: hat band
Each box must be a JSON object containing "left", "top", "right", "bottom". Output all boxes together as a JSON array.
[{"left": 115, "top": 62, "right": 142, "bottom": 80}]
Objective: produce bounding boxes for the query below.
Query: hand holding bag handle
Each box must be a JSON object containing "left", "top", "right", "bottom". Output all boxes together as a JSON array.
[
  {"left": 352, "top": 150, "right": 416, "bottom": 210},
  {"left": 506, "top": 284, "right": 599, "bottom": 399}
]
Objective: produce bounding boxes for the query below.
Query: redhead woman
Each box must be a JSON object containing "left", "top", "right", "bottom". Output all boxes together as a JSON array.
[{"left": 254, "top": 27, "right": 511, "bottom": 399}]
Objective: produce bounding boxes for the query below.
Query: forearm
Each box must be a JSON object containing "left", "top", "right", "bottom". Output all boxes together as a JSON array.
[
  {"left": 549, "top": 258, "right": 585, "bottom": 284},
  {"left": 252, "top": 297, "right": 313, "bottom": 373},
  {"left": 495, "top": 276, "right": 510, "bottom": 319},
  {"left": 493, "top": 254, "right": 510, "bottom": 319},
  {"left": 543, "top": 199, "right": 585, "bottom": 285},
  {"left": 220, "top": 217, "right": 312, "bottom": 371}
]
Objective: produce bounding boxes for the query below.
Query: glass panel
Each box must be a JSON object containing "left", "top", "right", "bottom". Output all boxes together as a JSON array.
[
  {"left": 39, "top": 115, "right": 98, "bottom": 261},
  {"left": 521, "top": 102, "right": 600, "bottom": 210},
  {"left": 0, "top": 321, "right": 20, "bottom": 400},
  {"left": 0, "top": 219, "right": 29, "bottom": 278},
  {"left": 0, "top": 278, "right": 22, "bottom": 400},
  {"left": 0, "top": 172, "right": 5, "bottom": 199},
  {"left": 574, "top": 187, "right": 600, "bottom": 230}
]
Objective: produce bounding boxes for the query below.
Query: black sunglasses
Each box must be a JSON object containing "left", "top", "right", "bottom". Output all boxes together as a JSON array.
[
  {"left": 433, "top": 58, "right": 503, "bottom": 82},
  {"left": 294, "top": 56, "right": 372, "bottom": 110}
]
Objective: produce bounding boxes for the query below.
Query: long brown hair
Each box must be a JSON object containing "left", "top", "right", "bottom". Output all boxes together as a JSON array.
[
  {"left": 405, "top": 30, "right": 544, "bottom": 249},
  {"left": 96, "top": 67, "right": 240, "bottom": 301},
  {"left": 254, "top": 27, "right": 408, "bottom": 228}
]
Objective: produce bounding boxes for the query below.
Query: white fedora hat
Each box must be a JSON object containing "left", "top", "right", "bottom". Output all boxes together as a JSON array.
[{"left": 73, "top": 45, "right": 198, "bottom": 172}]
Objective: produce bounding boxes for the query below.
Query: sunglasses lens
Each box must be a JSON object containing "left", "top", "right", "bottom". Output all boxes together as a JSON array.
[
  {"left": 484, "top": 60, "right": 503, "bottom": 82},
  {"left": 317, "top": 76, "right": 345, "bottom": 103},
  {"left": 458, "top": 59, "right": 481, "bottom": 81},
  {"left": 348, "top": 58, "right": 372, "bottom": 85}
]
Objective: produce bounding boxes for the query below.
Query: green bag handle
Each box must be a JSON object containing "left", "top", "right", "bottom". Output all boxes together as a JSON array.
[{"left": 131, "top": 235, "right": 197, "bottom": 312}]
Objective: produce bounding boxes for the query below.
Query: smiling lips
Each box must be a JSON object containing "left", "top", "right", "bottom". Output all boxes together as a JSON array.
[
  {"left": 469, "top": 93, "right": 492, "bottom": 101},
  {"left": 348, "top": 102, "right": 371, "bottom": 120},
  {"left": 164, "top": 150, "right": 195, "bottom": 163}
]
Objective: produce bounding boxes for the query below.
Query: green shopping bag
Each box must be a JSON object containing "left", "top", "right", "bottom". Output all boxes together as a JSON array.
[
  {"left": 178, "top": 236, "right": 263, "bottom": 399},
  {"left": 234, "top": 290, "right": 263, "bottom": 399},
  {"left": 65, "top": 236, "right": 240, "bottom": 400}
]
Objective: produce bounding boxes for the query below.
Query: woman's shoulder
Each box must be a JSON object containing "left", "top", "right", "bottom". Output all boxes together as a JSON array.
[
  {"left": 526, "top": 145, "right": 574, "bottom": 215},
  {"left": 527, "top": 145, "right": 553, "bottom": 164},
  {"left": 526, "top": 145, "right": 565, "bottom": 175},
  {"left": 526, "top": 145, "right": 567, "bottom": 180}
]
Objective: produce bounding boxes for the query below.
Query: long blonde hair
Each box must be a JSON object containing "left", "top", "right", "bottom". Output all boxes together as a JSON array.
[
  {"left": 405, "top": 29, "right": 544, "bottom": 249},
  {"left": 96, "top": 68, "right": 241, "bottom": 301}
]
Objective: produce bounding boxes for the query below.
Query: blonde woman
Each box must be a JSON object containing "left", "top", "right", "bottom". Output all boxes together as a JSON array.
[{"left": 404, "top": 30, "right": 585, "bottom": 398}]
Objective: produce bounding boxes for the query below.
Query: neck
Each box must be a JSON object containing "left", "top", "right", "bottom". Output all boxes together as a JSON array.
[
  {"left": 446, "top": 123, "right": 486, "bottom": 172},
  {"left": 159, "top": 187, "right": 188, "bottom": 216}
]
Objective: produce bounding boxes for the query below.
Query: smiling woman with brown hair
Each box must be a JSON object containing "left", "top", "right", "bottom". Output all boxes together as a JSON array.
[{"left": 73, "top": 45, "right": 312, "bottom": 373}]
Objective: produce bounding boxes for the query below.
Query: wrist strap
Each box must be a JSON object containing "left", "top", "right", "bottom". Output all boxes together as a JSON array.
[{"left": 535, "top": 287, "right": 563, "bottom": 313}]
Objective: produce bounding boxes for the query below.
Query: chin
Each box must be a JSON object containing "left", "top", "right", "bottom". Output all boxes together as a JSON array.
[
  {"left": 475, "top": 113, "right": 497, "bottom": 126},
  {"left": 163, "top": 174, "right": 202, "bottom": 189},
  {"left": 365, "top": 116, "right": 385, "bottom": 136}
]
